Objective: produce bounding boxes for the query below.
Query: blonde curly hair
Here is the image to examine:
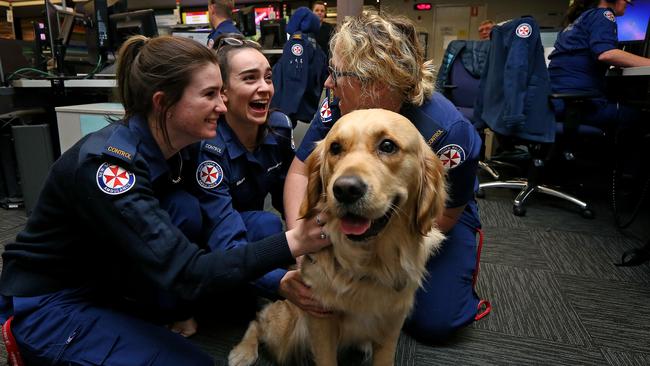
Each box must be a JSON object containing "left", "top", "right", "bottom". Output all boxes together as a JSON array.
[{"left": 331, "top": 11, "right": 435, "bottom": 106}]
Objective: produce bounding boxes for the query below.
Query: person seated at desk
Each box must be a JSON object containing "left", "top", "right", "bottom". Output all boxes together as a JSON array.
[
  {"left": 187, "top": 34, "right": 300, "bottom": 306},
  {"left": 548, "top": 0, "right": 650, "bottom": 127},
  {"left": 206, "top": 0, "right": 241, "bottom": 49},
  {"left": 0, "top": 35, "right": 329, "bottom": 366}
]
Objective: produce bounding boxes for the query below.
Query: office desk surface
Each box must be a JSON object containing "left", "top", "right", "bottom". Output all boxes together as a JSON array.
[
  {"left": 55, "top": 103, "right": 124, "bottom": 114},
  {"left": 621, "top": 66, "right": 650, "bottom": 76},
  {"left": 12, "top": 79, "right": 117, "bottom": 88}
]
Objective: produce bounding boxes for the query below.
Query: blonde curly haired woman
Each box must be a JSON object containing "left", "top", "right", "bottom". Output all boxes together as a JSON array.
[{"left": 283, "top": 12, "right": 490, "bottom": 342}]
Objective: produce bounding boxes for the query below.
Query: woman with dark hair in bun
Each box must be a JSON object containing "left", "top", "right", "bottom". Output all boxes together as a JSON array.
[{"left": 0, "top": 35, "right": 328, "bottom": 365}]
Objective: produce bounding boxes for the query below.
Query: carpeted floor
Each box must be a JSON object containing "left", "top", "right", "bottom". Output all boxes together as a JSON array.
[{"left": 1, "top": 164, "right": 649, "bottom": 365}]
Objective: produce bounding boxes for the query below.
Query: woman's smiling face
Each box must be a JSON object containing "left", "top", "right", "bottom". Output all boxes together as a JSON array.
[{"left": 223, "top": 48, "right": 274, "bottom": 127}]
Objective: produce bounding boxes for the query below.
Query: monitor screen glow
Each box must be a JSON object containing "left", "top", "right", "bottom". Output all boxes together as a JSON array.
[
  {"left": 254, "top": 7, "right": 274, "bottom": 25},
  {"left": 183, "top": 11, "right": 209, "bottom": 25},
  {"left": 617, "top": 0, "right": 650, "bottom": 42}
]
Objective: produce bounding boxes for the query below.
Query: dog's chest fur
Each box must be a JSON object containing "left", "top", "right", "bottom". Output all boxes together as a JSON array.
[{"left": 300, "top": 245, "right": 423, "bottom": 341}]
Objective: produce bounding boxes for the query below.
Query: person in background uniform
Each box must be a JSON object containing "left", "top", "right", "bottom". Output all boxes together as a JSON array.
[
  {"left": 270, "top": 7, "right": 328, "bottom": 125},
  {"left": 0, "top": 35, "right": 329, "bottom": 366},
  {"left": 188, "top": 34, "right": 295, "bottom": 300},
  {"left": 206, "top": 0, "right": 241, "bottom": 49},
  {"left": 478, "top": 19, "right": 495, "bottom": 40},
  {"left": 283, "top": 12, "right": 491, "bottom": 340},
  {"left": 312, "top": 1, "right": 334, "bottom": 60},
  {"left": 548, "top": 0, "right": 650, "bottom": 127}
]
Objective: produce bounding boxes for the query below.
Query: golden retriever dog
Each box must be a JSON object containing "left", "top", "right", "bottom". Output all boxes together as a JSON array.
[{"left": 228, "top": 109, "right": 447, "bottom": 366}]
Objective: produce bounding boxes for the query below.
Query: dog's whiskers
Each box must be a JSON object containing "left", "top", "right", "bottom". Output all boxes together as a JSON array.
[{"left": 389, "top": 201, "right": 405, "bottom": 219}]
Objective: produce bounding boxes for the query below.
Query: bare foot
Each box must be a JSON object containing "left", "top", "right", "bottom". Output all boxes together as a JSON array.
[{"left": 168, "top": 317, "right": 198, "bottom": 338}]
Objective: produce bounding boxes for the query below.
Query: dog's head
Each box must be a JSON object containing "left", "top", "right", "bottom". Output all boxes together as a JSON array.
[{"left": 302, "top": 109, "right": 446, "bottom": 243}]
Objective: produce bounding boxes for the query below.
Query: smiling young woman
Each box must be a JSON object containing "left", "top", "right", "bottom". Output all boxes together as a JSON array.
[
  {"left": 0, "top": 35, "right": 328, "bottom": 366},
  {"left": 185, "top": 34, "right": 298, "bottom": 307}
]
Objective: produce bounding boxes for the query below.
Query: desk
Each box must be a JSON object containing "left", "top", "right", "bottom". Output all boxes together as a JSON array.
[
  {"left": 55, "top": 103, "right": 124, "bottom": 153},
  {"left": 12, "top": 79, "right": 116, "bottom": 88},
  {"left": 261, "top": 49, "right": 283, "bottom": 55},
  {"left": 621, "top": 66, "right": 650, "bottom": 77},
  {"left": 607, "top": 67, "right": 650, "bottom": 106}
]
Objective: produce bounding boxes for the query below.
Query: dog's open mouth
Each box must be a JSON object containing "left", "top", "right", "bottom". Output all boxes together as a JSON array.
[{"left": 339, "top": 197, "right": 398, "bottom": 241}]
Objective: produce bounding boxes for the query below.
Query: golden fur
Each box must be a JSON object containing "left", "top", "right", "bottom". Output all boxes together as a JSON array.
[{"left": 228, "top": 109, "right": 447, "bottom": 366}]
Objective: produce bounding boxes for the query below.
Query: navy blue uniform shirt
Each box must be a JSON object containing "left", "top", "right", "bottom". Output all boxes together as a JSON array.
[
  {"left": 188, "top": 111, "right": 294, "bottom": 295},
  {"left": 189, "top": 111, "right": 295, "bottom": 250},
  {"left": 548, "top": 7, "right": 619, "bottom": 95},
  {"left": 297, "top": 91, "right": 481, "bottom": 228},
  {"left": 270, "top": 7, "right": 328, "bottom": 123},
  {"left": 0, "top": 115, "right": 294, "bottom": 299},
  {"left": 207, "top": 19, "right": 241, "bottom": 48}
]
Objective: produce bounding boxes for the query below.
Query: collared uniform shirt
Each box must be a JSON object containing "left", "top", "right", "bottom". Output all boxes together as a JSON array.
[
  {"left": 189, "top": 111, "right": 295, "bottom": 250},
  {"left": 0, "top": 115, "right": 293, "bottom": 299},
  {"left": 207, "top": 19, "right": 241, "bottom": 49},
  {"left": 548, "top": 7, "right": 619, "bottom": 95}
]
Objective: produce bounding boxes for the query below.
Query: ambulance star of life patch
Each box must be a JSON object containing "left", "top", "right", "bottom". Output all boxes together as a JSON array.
[
  {"left": 436, "top": 144, "right": 466, "bottom": 170},
  {"left": 96, "top": 163, "right": 136, "bottom": 195},
  {"left": 291, "top": 43, "right": 303, "bottom": 56},
  {"left": 319, "top": 98, "right": 332, "bottom": 124},
  {"left": 516, "top": 23, "right": 532, "bottom": 38},
  {"left": 196, "top": 160, "right": 223, "bottom": 189}
]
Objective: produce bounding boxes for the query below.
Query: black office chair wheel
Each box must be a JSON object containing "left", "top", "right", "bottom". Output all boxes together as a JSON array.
[
  {"left": 476, "top": 188, "right": 485, "bottom": 198},
  {"left": 513, "top": 205, "right": 526, "bottom": 217},
  {"left": 580, "top": 207, "right": 595, "bottom": 219}
]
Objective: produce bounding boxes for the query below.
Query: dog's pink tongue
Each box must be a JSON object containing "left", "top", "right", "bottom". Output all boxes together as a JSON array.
[{"left": 340, "top": 216, "right": 371, "bottom": 235}]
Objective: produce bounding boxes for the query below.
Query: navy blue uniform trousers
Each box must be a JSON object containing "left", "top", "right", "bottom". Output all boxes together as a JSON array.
[{"left": 4, "top": 190, "right": 213, "bottom": 365}]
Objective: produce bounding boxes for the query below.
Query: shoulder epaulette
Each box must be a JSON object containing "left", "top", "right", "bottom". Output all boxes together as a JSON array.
[
  {"left": 102, "top": 125, "right": 138, "bottom": 164},
  {"left": 268, "top": 111, "right": 293, "bottom": 129},
  {"left": 201, "top": 141, "right": 225, "bottom": 156}
]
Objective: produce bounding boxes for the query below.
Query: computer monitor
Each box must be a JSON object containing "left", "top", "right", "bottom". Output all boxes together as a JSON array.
[
  {"left": 255, "top": 7, "right": 274, "bottom": 23},
  {"left": 182, "top": 11, "right": 209, "bottom": 26},
  {"left": 254, "top": 7, "right": 275, "bottom": 35},
  {"left": 109, "top": 9, "right": 158, "bottom": 50},
  {"left": 617, "top": 0, "right": 650, "bottom": 42},
  {"left": 260, "top": 19, "right": 286, "bottom": 49},
  {"left": 236, "top": 7, "right": 257, "bottom": 37},
  {"left": 45, "top": 0, "right": 84, "bottom": 74},
  {"left": 83, "top": 0, "right": 110, "bottom": 65},
  {"left": 644, "top": 18, "right": 650, "bottom": 58}
]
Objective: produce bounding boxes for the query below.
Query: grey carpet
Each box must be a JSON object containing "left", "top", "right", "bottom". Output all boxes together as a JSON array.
[{"left": 1, "top": 184, "right": 649, "bottom": 365}]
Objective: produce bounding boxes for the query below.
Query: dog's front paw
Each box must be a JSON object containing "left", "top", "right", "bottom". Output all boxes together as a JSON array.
[{"left": 228, "top": 344, "right": 259, "bottom": 366}]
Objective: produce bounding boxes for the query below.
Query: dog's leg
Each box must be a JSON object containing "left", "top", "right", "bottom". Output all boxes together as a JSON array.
[
  {"left": 370, "top": 325, "right": 402, "bottom": 366},
  {"left": 308, "top": 316, "right": 339, "bottom": 366},
  {"left": 228, "top": 320, "right": 261, "bottom": 366}
]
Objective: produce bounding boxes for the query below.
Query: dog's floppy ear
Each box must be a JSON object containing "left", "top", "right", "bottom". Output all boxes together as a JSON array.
[
  {"left": 414, "top": 140, "right": 447, "bottom": 235},
  {"left": 299, "top": 140, "right": 326, "bottom": 219}
]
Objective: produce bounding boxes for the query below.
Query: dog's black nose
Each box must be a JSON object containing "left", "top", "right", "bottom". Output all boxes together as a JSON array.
[{"left": 333, "top": 175, "right": 367, "bottom": 203}]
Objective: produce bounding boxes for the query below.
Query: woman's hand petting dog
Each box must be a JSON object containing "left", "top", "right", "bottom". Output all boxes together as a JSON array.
[
  {"left": 286, "top": 213, "right": 331, "bottom": 257},
  {"left": 279, "top": 269, "right": 333, "bottom": 318}
]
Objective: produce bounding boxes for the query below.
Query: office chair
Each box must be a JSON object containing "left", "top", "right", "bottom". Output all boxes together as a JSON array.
[
  {"left": 437, "top": 40, "right": 504, "bottom": 180},
  {"left": 474, "top": 16, "right": 595, "bottom": 218}
]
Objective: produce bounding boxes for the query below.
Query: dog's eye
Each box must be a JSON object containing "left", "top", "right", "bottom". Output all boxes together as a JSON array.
[
  {"left": 329, "top": 142, "right": 342, "bottom": 155},
  {"left": 378, "top": 139, "right": 398, "bottom": 154}
]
